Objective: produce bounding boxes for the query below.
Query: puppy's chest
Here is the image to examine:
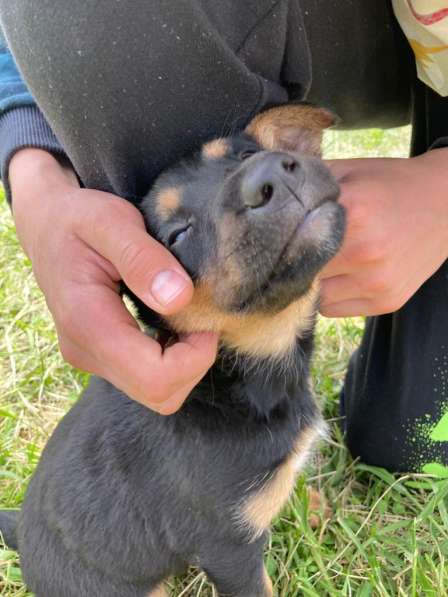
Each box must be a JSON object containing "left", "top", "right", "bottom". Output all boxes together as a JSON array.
[{"left": 232, "top": 418, "right": 323, "bottom": 541}]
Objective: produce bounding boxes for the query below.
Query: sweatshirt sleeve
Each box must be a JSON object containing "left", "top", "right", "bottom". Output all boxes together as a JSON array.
[{"left": 0, "top": 28, "right": 67, "bottom": 201}]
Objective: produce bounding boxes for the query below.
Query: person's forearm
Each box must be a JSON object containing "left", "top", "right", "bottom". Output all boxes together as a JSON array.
[
  {"left": 9, "top": 148, "right": 79, "bottom": 196},
  {"left": 0, "top": 31, "right": 67, "bottom": 199},
  {"left": 0, "top": 27, "right": 34, "bottom": 112}
]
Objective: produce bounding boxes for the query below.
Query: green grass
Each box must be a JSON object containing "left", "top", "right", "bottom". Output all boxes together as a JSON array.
[{"left": 1, "top": 126, "right": 448, "bottom": 596}]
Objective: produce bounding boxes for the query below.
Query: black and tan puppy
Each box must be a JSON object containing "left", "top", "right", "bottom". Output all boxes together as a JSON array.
[{"left": 0, "top": 105, "right": 345, "bottom": 597}]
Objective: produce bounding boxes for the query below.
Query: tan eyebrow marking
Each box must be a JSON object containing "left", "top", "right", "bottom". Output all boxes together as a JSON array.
[
  {"left": 202, "top": 138, "right": 229, "bottom": 160},
  {"left": 155, "top": 186, "right": 182, "bottom": 221}
]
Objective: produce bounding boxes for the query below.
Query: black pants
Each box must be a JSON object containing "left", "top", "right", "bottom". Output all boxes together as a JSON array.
[
  {"left": 1, "top": 0, "right": 447, "bottom": 473},
  {"left": 344, "top": 260, "right": 448, "bottom": 474}
]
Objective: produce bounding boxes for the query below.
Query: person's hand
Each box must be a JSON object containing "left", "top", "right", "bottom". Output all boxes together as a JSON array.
[
  {"left": 320, "top": 149, "right": 448, "bottom": 317},
  {"left": 9, "top": 149, "right": 218, "bottom": 414}
]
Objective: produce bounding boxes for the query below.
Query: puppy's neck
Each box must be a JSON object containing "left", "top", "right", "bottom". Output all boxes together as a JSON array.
[
  {"left": 208, "top": 289, "right": 320, "bottom": 419},
  {"left": 220, "top": 292, "right": 318, "bottom": 363},
  {"left": 205, "top": 330, "right": 316, "bottom": 420},
  {"left": 127, "top": 281, "right": 320, "bottom": 417},
  {"left": 167, "top": 281, "right": 320, "bottom": 364}
]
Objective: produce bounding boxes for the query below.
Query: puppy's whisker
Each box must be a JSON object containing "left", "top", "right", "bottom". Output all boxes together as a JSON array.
[{"left": 220, "top": 107, "right": 237, "bottom": 138}]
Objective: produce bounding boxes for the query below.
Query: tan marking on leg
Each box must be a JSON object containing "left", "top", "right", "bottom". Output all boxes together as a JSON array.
[
  {"left": 307, "top": 487, "right": 333, "bottom": 529},
  {"left": 202, "top": 138, "right": 229, "bottom": 160},
  {"left": 235, "top": 424, "right": 322, "bottom": 541},
  {"left": 263, "top": 567, "right": 274, "bottom": 597},
  {"left": 166, "top": 280, "right": 319, "bottom": 361},
  {"left": 245, "top": 104, "right": 336, "bottom": 156},
  {"left": 155, "top": 187, "right": 182, "bottom": 221},
  {"left": 147, "top": 583, "right": 168, "bottom": 597}
]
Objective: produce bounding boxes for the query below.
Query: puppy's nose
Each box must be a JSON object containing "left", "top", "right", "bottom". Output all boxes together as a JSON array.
[{"left": 241, "top": 153, "right": 303, "bottom": 209}]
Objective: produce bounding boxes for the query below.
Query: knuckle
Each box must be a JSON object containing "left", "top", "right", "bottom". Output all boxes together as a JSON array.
[
  {"left": 375, "top": 300, "right": 395, "bottom": 315},
  {"left": 140, "top": 378, "right": 169, "bottom": 405},
  {"left": 55, "top": 306, "right": 79, "bottom": 340},
  {"left": 119, "top": 239, "right": 151, "bottom": 279},
  {"left": 100, "top": 197, "right": 145, "bottom": 231},
  {"left": 355, "top": 241, "right": 384, "bottom": 265},
  {"left": 376, "top": 292, "right": 405, "bottom": 314},
  {"left": 53, "top": 297, "right": 92, "bottom": 363},
  {"left": 108, "top": 196, "right": 141, "bottom": 222},
  {"left": 365, "top": 273, "right": 391, "bottom": 295},
  {"left": 388, "top": 290, "right": 408, "bottom": 312},
  {"left": 58, "top": 337, "right": 81, "bottom": 367},
  {"left": 78, "top": 194, "right": 143, "bottom": 241},
  {"left": 205, "top": 351, "right": 217, "bottom": 369},
  {"left": 176, "top": 352, "right": 204, "bottom": 378},
  {"left": 202, "top": 347, "right": 217, "bottom": 370}
]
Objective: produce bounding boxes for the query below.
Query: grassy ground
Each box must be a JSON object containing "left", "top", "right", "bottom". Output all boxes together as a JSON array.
[{"left": 1, "top": 126, "right": 448, "bottom": 596}]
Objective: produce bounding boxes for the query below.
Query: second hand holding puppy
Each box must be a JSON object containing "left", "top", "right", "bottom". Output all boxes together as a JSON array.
[{"left": 320, "top": 149, "right": 448, "bottom": 317}]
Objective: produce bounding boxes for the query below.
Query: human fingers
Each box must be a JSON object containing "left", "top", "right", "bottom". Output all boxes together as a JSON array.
[
  {"left": 73, "top": 193, "right": 194, "bottom": 315},
  {"left": 57, "top": 281, "right": 217, "bottom": 410}
]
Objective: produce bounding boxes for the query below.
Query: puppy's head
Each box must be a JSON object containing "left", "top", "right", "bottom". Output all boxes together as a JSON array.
[{"left": 141, "top": 105, "right": 345, "bottom": 360}]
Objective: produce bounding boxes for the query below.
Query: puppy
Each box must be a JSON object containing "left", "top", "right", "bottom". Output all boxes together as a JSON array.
[{"left": 0, "top": 104, "right": 345, "bottom": 597}]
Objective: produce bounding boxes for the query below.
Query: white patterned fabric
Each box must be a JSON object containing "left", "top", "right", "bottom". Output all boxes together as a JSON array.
[{"left": 393, "top": 0, "right": 448, "bottom": 96}]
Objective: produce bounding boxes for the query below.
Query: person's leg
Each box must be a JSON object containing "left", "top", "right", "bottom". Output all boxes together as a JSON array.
[
  {"left": 343, "top": 259, "right": 448, "bottom": 474},
  {"left": 0, "top": 0, "right": 308, "bottom": 201}
]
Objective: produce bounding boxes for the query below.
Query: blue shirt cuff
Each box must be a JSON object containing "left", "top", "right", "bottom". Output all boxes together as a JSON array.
[{"left": 0, "top": 105, "right": 67, "bottom": 202}]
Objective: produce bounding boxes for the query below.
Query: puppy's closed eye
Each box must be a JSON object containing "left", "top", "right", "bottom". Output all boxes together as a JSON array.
[
  {"left": 168, "top": 224, "right": 192, "bottom": 248},
  {"left": 239, "top": 148, "right": 259, "bottom": 160}
]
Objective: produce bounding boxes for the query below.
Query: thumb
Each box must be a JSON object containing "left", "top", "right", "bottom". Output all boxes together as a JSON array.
[{"left": 74, "top": 192, "right": 194, "bottom": 314}]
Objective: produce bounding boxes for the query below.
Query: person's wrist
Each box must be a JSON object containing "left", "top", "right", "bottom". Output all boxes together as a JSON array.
[
  {"left": 9, "top": 149, "right": 79, "bottom": 260},
  {"left": 415, "top": 148, "right": 448, "bottom": 246},
  {"left": 9, "top": 148, "right": 79, "bottom": 205}
]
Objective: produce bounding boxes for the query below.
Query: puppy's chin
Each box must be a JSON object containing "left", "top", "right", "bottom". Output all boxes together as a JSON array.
[{"left": 221, "top": 200, "right": 346, "bottom": 315}]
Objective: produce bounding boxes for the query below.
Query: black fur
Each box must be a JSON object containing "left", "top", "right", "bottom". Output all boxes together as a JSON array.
[{"left": 0, "top": 511, "right": 18, "bottom": 550}]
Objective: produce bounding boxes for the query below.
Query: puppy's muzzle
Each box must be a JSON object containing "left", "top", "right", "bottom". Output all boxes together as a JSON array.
[
  {"left": 241, "top": 152, "right": 305, "bottom": 210},
  {"left": 239, "top": 151, "right": 338, "bottom": 221}
]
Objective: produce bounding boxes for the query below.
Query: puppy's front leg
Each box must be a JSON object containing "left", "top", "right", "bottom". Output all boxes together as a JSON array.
[{"left": 200, "top": 539, "right": 273, "bottom": 597}]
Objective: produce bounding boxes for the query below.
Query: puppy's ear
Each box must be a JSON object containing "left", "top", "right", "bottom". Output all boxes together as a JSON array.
[{"left": 245, "top": 104, "right": 337, "bottom": 156}]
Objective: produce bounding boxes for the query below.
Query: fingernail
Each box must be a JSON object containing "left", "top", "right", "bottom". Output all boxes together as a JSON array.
[{"left": 150, "top": 270, "right": 188, "bottom": 306}]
